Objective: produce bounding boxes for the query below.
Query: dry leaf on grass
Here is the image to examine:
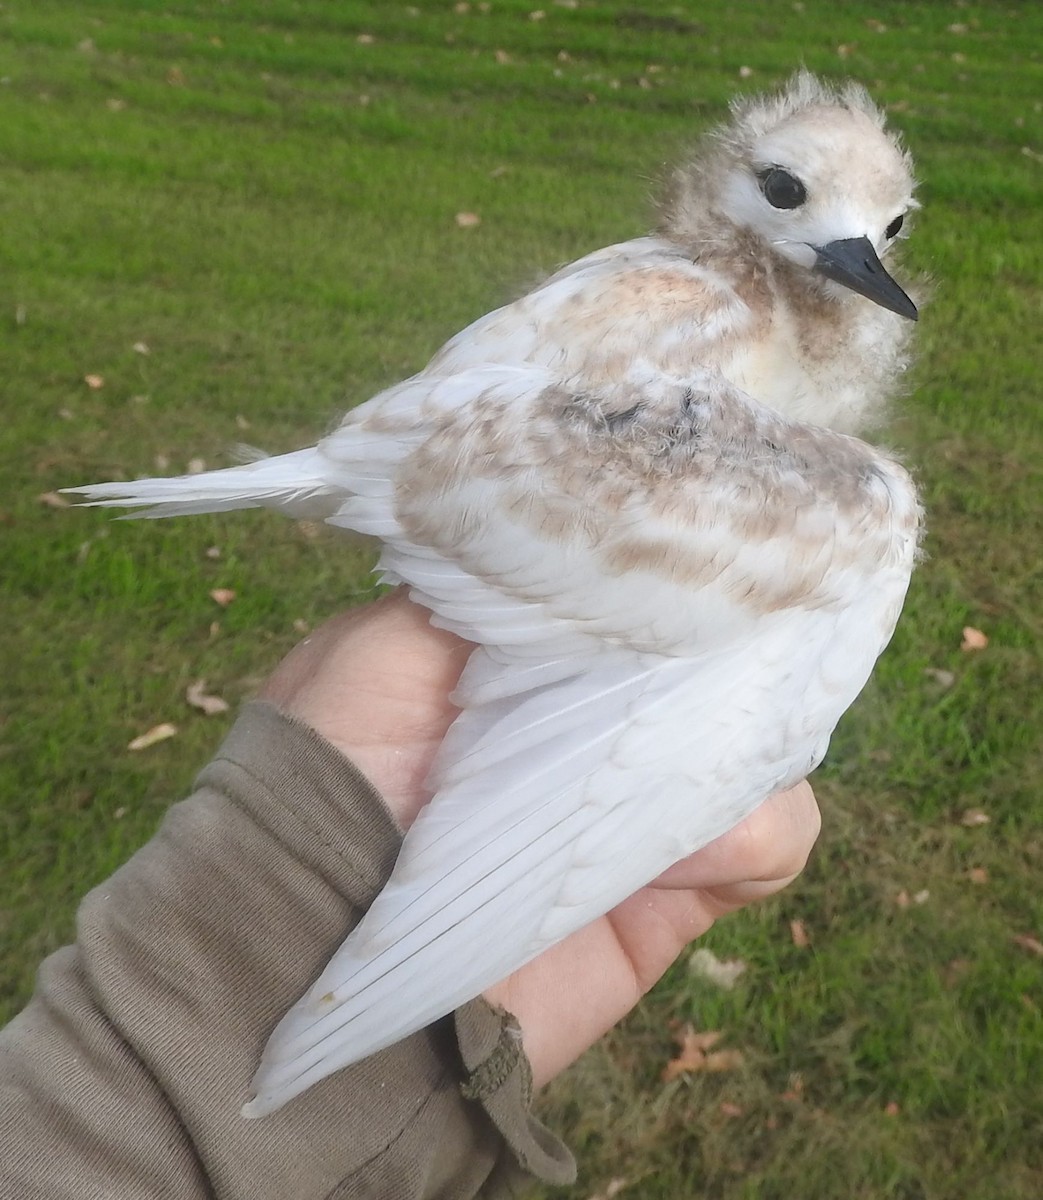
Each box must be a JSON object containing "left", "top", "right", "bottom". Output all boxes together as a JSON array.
[
  {"left": 942, "top": 958, "right": 971, "bottom": 987},
  {"left": 186, "top": 679, "right": 229, "bottom": 716},
  {"left": 209, "top": 588, "right": 236, "bottom": 607},
  {"left": 790, "top": 918, "right": 811, "bottom": 948},
  {"left": 688, "top": 947, "right": 746, "bottom": 989},
  {"left": 133, "top": 341, "right": 150, "bottom": 355},
  {"left": 719, "top": 1101, "right": 744, "bottom": 1118},
  {"left": 967, "top": 867, "right": 989, "bottom": 885},
  {"left": 586, "top": 1180, "right": 627, "bottom": 1200},
  {"left": 37, "top": 491, "right": 70, "bottom": 509},
  {"left": 187, "top": 457, "right": 206, "bottom": 474},
  {"left": 923, "top": 667, "right": 955, "bottom": 688},
  {"left": 128, "top": 722, "right": 178, "bottom": 751},
  {"left": 455, "top": 211, "right": 481, "bottom": 228},
  {"left": 1012, "top": 934, "right": 1043, "bottom": 959},
  {"left": 960, "top": 808, "right": 990, "bottom": 827},
  {"left": 84, "top": 374, "right": 104, "bottom": 389},
  {"left": 662, "top": 1025, "right": 744, "bottom": 1082},
  {"left": 960, "top": 626, "right": 988, "bottom": 652},
  {"left": 883, "top": 1100, "right": 901, "bottom": 1117}
]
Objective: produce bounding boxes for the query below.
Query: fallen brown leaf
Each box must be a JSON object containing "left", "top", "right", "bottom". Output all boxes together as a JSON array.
[
  {"left": 455, "top": 211, "right": 481, "bottom": 228},
  {"left": 790, "top": 918, "right": 810, "bottom": 948},
  {"left": 942, "top": 958, "right": 971, "bottom": 987},
  {"left": 923, "top": 667, "right": 955, "bottom": 688},
  {"left": 37, "top": 491, "right": 70, "bottom": 509},
  {"left": 967, "top": 867, "right": 989, "bottom": 885},
  {"left": 719, "top": 1101, "right": 744, "bottom": 1118},
  {"left": 960, "top": 626, "right": 988, "bottom": 652},
  {"left": 209, "top": 588, "right": 236, "bottom": 607},
  {"left": 128, "top": 722, "right": 178, "bottom": 751},
  {"left": 205, "top": 545, "right": 221, "bottom": 560},
  {"left": 187, "top": 457, "right": 206, "bottom": 474},
  {"left": 1013, "top": 934, "right": 1043, "bottom": 959},
  {"left": 186, "top": 679, "right": 229, "bottom": 716},
  {"left": 662, "top": 1025, "right": 743, "bottom": 1082},
  {"left": 84, "top": 373, "right": 104, "bottom": 389},
  {"left": 586, "top": 1180, "right": 627, "bottom": 1200},
  {"left": 884, "top": 1100, "right": 901, "bottom": 1117},
  {"left": 960, "top": 808, "right": 990, "bottom": 827}
]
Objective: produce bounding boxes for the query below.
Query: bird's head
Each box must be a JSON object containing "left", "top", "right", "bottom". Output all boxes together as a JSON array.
[{"left": 661, "top": 72, "right": 919, "bottom": 320}]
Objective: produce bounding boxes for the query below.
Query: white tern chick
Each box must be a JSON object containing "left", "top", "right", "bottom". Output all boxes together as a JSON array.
[{"left": 67, "top": 72, "right": 924, "bottom": 1118}]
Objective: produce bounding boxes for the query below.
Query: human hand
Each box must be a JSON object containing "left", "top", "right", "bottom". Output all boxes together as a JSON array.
[{"left": 260, "top": 589, "right": 821, "bottom": 1089}]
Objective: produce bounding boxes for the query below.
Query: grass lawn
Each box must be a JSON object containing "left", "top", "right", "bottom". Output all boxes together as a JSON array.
[{"left": 2, "top": 1, "right": 1041, "bottom": 1196}]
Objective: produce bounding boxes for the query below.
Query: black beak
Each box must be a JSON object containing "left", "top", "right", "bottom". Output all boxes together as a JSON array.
[{"left": 812, "top": 236, "right": 918, "bottom": 321}]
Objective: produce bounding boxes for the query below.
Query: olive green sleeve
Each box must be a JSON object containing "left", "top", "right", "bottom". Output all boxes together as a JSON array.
[{"left": 0, "top": 702, "right": 576, "bottom": 1198}]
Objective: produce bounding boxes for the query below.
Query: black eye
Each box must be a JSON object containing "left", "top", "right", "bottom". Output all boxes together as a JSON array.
[
  {"left": 757, "top": 167, "right": 807, "bottom": 210},
  {"left": 885, "top": 214, "right": 905, "bottom": 239}
]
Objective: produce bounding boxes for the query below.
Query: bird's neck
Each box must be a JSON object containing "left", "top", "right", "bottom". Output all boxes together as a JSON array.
[{"left": 670, "top": 224, "right": 914, "bottom": 436}]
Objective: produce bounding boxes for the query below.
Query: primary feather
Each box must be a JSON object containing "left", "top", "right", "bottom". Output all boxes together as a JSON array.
[{"left": 65, "top": 72, "right": 924, "bottom": 1117}]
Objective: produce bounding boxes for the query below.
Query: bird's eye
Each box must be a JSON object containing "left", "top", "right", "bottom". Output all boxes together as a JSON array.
[
  {"left": 885, "top": 214, "right": 905, "bottom": 239},
  {"left": 757, "top": 167, "right": 807, "bottom": 210}
]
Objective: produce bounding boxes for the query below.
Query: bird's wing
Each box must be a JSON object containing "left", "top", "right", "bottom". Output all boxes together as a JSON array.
[
  {"left": 325, "top": 358, "right": 920, "bottom": 660},
  {"left": 421, "top": 235, "right": 755, "bottom": 381},
  {"left": 244, "top": 363, "right": 921, "bottom": 1115}
]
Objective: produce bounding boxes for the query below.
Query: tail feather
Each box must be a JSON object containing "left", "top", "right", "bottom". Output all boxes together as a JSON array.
[{"left": 62, "top": 448, "right": 340, "bottom": 520}]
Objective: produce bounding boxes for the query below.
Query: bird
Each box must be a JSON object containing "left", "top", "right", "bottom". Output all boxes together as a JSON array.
[{"left": 66, "top": 71, "right": 924, "bottom": 1118}]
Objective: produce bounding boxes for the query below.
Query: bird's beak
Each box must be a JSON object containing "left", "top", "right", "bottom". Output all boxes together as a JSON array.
[{"left": 811, "top": 236, "right": 918, "bottom": 321}]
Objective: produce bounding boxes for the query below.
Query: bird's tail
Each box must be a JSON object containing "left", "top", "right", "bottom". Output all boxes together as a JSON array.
[{"left": 62, "top": 447, "right": 341, "bottom": 520}]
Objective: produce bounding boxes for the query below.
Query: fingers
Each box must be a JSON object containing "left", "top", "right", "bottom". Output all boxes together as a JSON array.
[
  {"left": 259, "top": 590, "right": 472, "bottom": 825},
  {"left": 651, "top": 781, "right": 820, "bottom": 909}
]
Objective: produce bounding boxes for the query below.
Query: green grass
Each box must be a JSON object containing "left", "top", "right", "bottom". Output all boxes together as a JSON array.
[{"left": 2, "top": 2, "right": 1041, "bottom": 1196}]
